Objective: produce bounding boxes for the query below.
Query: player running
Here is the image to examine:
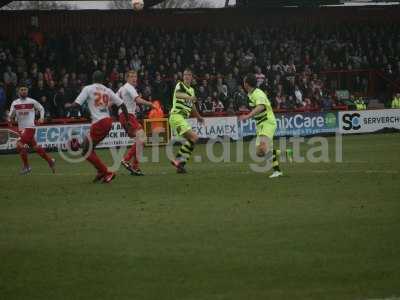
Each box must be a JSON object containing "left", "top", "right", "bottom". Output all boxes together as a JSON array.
[
  {"left": 8, "top": 84, "right": 56, "bottom": 175},
  {"left": 239, "top": 73, "right": 292, "bottom": 178},
  {"left": 169, "top": 69, "right": 204, "bottom": 173},
  {"left": 118, "top": 70, "right": 154, "bottom": 176},
  {"left": 67, "top": 71, "right": 130, "bottom": 183}
]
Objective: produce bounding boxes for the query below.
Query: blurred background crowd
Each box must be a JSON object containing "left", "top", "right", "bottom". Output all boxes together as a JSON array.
[{"left": 1, "top": 14, "right": 400, "bottom": 121}]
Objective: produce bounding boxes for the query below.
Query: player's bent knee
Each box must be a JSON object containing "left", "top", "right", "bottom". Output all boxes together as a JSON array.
[{"left": 190, "top": 132, "right": 199, "bottom": 143}]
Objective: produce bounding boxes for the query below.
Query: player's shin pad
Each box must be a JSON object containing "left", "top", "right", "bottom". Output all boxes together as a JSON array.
[
  {"left": 272, "top": 149, "right": 281, "bottom": 172},
  {"left": 177, "top": 140, "right": 194, "bottom": 163}
]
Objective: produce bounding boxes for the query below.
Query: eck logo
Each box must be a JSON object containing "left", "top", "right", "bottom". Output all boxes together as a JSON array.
[{"left": 342, "top": 113, "right": 361, "bottom": 130}]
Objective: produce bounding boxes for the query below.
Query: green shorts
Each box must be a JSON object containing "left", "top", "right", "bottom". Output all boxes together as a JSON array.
[
  {"left": 256, "top": 121, "right": 277, "bottom": 146},
  {"left": 169, "top": 113, "right": 192, "bottom": 136}
]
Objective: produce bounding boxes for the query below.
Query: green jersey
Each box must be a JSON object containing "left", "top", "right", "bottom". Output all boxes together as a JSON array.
[
  {"left": 248, "top": 88, "right": 276, "bottom": 126},
  {"left": 170, "top": 81, "right": 195, "bottom": 118}
]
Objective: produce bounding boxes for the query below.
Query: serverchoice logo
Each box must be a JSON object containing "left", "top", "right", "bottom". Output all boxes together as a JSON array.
[{"left": 342, "top": 113, "right": 361, "bottom": 130}]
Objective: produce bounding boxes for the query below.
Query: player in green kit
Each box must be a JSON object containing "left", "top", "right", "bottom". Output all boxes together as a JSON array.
[
  {"left": 239, "top": 73, "right": 291, "bottom": 178},
  {"left": 169, "top": 69, "right": 204, "bottom": 173}
]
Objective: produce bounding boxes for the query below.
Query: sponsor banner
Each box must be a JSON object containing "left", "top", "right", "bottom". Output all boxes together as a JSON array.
[
  {"left": 34, "top": 122, "right": 135, "bottom": 149},
  {"left": 3, "top": 117, "right": 239, "bottom": 152},
  {"left": 239, "top": 112, "right": 338, "bottom": 137},
  {"left": 339, "top": 109, "right": 400, "bottom": 134},
  {"left": 172, "top": 116, "right": 240, "bottom": 140},
  {"left": 0, "top": 128, "right": 19, "bottom": 151}
]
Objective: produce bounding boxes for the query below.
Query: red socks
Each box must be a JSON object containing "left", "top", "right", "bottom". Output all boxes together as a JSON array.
[
  {"left": 124, "top": 142, "right": 142, "bottom": 169},
  {"left": 87, "top": 151, "right": 108, "bottom": 175},
  {"left": 33, "top": 145, "right": 52, "bottom": 164},
  {"left": 17, "top": 145, "right": 29, "bottom": 167}
]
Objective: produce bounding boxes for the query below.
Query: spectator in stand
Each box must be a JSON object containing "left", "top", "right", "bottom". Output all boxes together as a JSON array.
[
  {"left": 212, "top": 98, "right": 224, "bottom": 113},
  {"left": 254, "top": 66, "right": 266, "bottom": 87},
  {"left": 303, "top": 97, "right": 313, "bottom": 110},
  {"left": 238, "top": 103, "right": 250, "bottom": 113},
  {"left": 109, "top": 67, "right": 119, "bottom": 85},
  {"left": 3, "top": 66, "right": 17, "bottom": 87},
  {"left": 391, "top": 93, "right": 400, "bottom": 109},
  {"left": 275, "top": 92, "right": 286, "bottom": 110},
  {"left": 354, "top": 97, "right": 367, "bottom": 110},
  {"left": 54, "top": 87, "right": 67, "bottom": 118},
  {"left": 2, "top": 22, "right": 400, "bottom": 116},
  {"left": 32, "top": 80, "right": 55, "bottom": 118},
  {"left": 312, "top": 89, "right": 322, "bottom": 109},
  {"left": 20, "top": 72, "right": 32, "bottom": 88},
  {"left": 225, "top": 73, "right": 237, "bottom": 94},
  {"left": 203, "top": 96, "right": 213, "bottom": 113},
  {"left": 43, "top": 67, "right": 53, "bottom": 86},
  {"left": 197, "top": 85, "right": 209, "bottom": 102},
  {"left": 151, "top": 73, "right": 168, "bottom": 108},
  {"left": 46, "top": 80, "right": 58, "bottom": 116},
  {"left": 294, "top": 85, "right": 303, "bottom": 107},
  {"left": 233, "top": 86, "right": 248, "bottom": 110},
  {"left": 321, "top": 95, "right": 334, "bottom": 111},
  {"left": 217, "top": 84, "right": 229, "bottom": 107},
  {"left": 226, "top": 102, "right": 236, "bottom": 115},
  {"left": 31, "top": 80, "right": 47, "bottom": 105}
]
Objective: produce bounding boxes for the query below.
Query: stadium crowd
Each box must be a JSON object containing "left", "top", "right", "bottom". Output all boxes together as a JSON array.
[{"left": 1, "top": 23, "right": 400, "bottom": 121}]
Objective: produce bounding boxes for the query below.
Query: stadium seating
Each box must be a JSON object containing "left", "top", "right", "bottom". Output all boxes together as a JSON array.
[{"left": 0, "top": 7, "right": 399, "bottom": 122}]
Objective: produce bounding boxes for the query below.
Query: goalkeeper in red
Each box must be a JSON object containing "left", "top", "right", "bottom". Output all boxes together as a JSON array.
[{"left": 239, "top": 74, "right": 291, "bottom": 178}]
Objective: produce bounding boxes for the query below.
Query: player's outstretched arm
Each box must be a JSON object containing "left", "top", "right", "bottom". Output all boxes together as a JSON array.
[
  {"left": 192, "top": 103, "right": 204, "bottom": 124},
  {"left": 67, "top": 86, "right": 88, "bottom": 109},
  {"left": 239, "top": 104, "right": 265, "bottom": 121},
  {"left": 135, "top": 96, "right": 155, "bottom": 108}
]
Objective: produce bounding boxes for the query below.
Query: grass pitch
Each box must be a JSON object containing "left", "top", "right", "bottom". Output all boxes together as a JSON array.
[{"left": 0, "top": 133, "right": 399, "bottom": 300}]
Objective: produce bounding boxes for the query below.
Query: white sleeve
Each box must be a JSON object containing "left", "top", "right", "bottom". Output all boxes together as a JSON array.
[
  {"left": 117, "top": 88, "right": 123, "bottom": 99},
  {"left": 131, "top": 87, "right": 139, "bottom": 102},
  {"left": 33, "top": 99, "right": 45, "bottom": 120},
  {"left": 75, "top": 86, "right": 89, "bottom": 106},
  {"left": 108, "top": 88, "right": 123, "bottom": 106}
]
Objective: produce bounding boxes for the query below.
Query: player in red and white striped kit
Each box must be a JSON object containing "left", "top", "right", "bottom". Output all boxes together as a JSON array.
[
  {"left": 67, "top": 71, "right": 130, "bottom": 183},
  {"left": 8, "top": 84, "right": 56, "bottom": 175},
  {"left": 118, "top": 70, "right": 154, "bottom": 176}
]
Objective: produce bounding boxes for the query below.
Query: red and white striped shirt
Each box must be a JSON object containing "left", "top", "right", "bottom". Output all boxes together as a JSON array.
[{"left": 9, "top": 97, "right": 44, "bottom": 129}]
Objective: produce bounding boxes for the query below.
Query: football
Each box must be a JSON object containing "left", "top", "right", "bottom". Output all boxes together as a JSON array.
[
  {"left": 69, "top": 138, "right": 81, "bottom": 152},
  {"left": 132, "top": 0, "right": 144, "bottom": 11}
]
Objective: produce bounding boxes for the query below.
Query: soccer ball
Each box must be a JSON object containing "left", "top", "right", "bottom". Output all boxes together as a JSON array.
[{"left": 132, "top": 0, "right": 144, "bottom": 11}]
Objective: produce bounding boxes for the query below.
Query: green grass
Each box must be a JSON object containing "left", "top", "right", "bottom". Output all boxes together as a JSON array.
[{"left": 0, "top": 133, "right": 399, "bottom": 300}]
